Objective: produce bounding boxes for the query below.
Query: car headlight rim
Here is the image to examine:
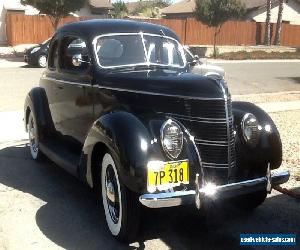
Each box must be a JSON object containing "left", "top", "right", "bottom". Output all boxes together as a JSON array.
[
  {"left": 241, "top": 113, "right": 259, "bottom": 146},
  {"left": 160, "top": 119, "right": 184, "bottom": 159}
]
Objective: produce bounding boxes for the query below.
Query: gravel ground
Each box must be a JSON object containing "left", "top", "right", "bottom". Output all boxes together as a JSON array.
[
  {"left": 233, "top": 93, "right": 300, "bottom": 191},
  {"left": 232, "top": 92, "right": 300, "bottom": 103},
  {"left": 270, "top": 110, "right": 300, "bottom": 189}
]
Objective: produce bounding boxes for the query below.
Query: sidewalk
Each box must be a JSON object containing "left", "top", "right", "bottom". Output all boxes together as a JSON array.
[{"left": 0, "top": 44, "right": 37, "bottom": 59}]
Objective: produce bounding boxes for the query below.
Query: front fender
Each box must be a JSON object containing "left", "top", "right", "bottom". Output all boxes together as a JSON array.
[
  {"left": 83, "top": 112, "right": 160, "bottom": 193},
  {"left": 82, "top": 112, "right": 199, "bottom": 193},
  {"left": 232, "top": 101, "right": 282, "bottom": 175}
]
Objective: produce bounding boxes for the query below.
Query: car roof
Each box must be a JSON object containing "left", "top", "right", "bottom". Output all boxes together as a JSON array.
[{"left": 57, "top": 19, "right": 180, "bottom": 42}]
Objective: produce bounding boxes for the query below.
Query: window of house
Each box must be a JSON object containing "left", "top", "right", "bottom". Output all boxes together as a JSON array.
[{"left": 60, "top": 37, "right": 89, "bottom": 72}]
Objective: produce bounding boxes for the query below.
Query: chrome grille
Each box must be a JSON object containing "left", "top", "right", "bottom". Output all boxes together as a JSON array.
[{"left": 163, "top": 98, "right": 235, "bottom": 170}]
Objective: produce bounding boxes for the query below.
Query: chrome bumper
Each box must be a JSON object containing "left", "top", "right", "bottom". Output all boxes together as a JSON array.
[{"left": 139, "top": 170, "right": 290, "bottom": 208}]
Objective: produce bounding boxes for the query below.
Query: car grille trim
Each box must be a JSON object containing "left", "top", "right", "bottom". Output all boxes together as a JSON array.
[
  {"left": 158, "top": 112, "right": 230, "bottom": 123},
  {"left": 164, "top": 98, "right": 235, "bottom": 170}
]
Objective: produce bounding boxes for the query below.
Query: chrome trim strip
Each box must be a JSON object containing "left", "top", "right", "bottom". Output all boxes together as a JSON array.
[
  {"left": 157, "top": 112, "right": 231, "bottom": 123},
  {"left": 41, "top": 77, "right": 90, "bottom": 87},
  {"left": 174, "top": 116, "right": 228, "bottom": 124},
  {"left": 42, "top": 76, "right": 225, "bottom": 101},
  {"left": 169, "top": 118, "right": 205, "bottom": 186},
  {"left": 92, "top": 32, "right": 187, "bottom": 69},
  {"left": 139, "top": 171, "right": 290, "bottom": 208},
  {"left": 94, "top": 85, "right": 225, "bottom": 101}
]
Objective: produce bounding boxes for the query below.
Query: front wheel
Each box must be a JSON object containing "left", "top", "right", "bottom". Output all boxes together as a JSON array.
[{"left": 101, "top": 153, "right": 140, "bottom": 242}]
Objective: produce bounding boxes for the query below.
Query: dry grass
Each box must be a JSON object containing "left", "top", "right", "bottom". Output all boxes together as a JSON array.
[{"left": 218, "top": 51, "right": 300, "bottom": 60}]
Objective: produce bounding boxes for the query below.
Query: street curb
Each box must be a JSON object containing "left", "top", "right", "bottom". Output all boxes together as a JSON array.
[
  {"left": 232, "top": 91, "right": 300, "bottom": 98},
  {"left": 208, "top": 59, "right": 300, "bottom": 63}
]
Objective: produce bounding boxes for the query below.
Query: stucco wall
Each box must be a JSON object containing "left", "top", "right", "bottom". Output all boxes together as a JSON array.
[
  {"left": 0, "top": 0, "right": 6, "bottom": 44},
  {"left": 248, "top": 0, "right": 300, "bottom": 25}
]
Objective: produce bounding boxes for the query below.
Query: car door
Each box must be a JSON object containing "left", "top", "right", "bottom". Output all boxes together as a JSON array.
[{"left": 47, "top": 35, "right": 94, "bottom": 149}]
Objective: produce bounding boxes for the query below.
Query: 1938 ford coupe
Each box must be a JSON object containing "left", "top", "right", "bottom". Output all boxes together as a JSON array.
[{"left": 24, "top": 20, "right": 290, "bottom": 241}]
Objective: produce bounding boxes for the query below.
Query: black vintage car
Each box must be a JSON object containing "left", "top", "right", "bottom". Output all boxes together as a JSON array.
[{"left": 24, "top": 19, "right": 289, "bottom": 242}]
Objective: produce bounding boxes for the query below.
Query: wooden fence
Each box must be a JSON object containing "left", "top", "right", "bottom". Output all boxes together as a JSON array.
[
  {"left": 6, "top": 14, "right": 81, "bottom": 46},
  {"left": 6, "top": 14, "right": 300, "bottom": 47}
]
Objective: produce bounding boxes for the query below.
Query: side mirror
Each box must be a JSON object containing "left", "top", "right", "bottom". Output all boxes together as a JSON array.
[
  {"left": 188, "top": 56, "right": 200, "bottom": 67},
  {"left": 72, "top": 54, "right": 90, "bottom": 67},
  {"left": 72, "top": 54, "right": 83, "bottom": 67}
]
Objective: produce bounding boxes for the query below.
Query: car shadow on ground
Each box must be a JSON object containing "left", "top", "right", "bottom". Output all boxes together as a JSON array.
[
  {"left": 19, "top": 65, "right": 39, "bottom": 69},
  {"left": 277, "top": 77, "right": 300, "bottom": 84},
  {"left": 0, "top": 144, "right": 299, "bottom": 250}
]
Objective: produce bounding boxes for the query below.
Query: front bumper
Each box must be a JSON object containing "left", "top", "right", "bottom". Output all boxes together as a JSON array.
[{"left": 139, "top": 170, "right": 290, "bottom": 208}]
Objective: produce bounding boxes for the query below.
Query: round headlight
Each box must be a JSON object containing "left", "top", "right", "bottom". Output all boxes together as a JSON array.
[
  {"left": 161, "top": 119, "right": 183, "bottom": 159},
  {"left": 241, "top": 113, "right": 259, "bottom": 146}
]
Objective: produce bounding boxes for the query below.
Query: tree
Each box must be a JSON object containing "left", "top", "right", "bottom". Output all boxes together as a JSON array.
[
  {"left": 112, "top": 1, "right": 128, "bottom": 18},
  {"left": 264, "top": 0, "right": 272, "bottom": 45},
  {"left": 274, "top": 0, "right": 284, "bottom": 45},
  {"left": 21, "top": 0, "right": 85, "bottom": 30},
  {"left": 194, "top": 0, "right": 245, "bottom": 58},
  {"left": 132, "top": 0, "right": 170, "bottom": 18}
]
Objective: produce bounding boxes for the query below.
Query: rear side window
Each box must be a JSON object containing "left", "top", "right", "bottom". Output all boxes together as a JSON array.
[
  {"left": 48, "top": 40, "right": 59, "bottom": 69},
  {"left": 60, "top": 36, "right": 89, "bottom": 72}
]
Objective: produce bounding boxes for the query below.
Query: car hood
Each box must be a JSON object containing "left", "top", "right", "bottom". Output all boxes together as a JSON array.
[{"left": 98, "top": 69, "right": 227, "bottom": 99}]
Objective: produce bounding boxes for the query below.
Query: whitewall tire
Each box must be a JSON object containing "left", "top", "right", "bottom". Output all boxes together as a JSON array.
[
  {"left": 101, "top": 153, "right": 140, "bottom": 242},
  {"left": 101, "top": 153, "right": 122, "bottom": 236}
]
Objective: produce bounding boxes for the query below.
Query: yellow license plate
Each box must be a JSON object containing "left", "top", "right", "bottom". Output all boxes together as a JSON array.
[{"left": 147, "top": 160, "right": 189, "bottom": 192}]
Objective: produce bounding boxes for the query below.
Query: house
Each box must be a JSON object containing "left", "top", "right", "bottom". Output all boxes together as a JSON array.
[
  {"left": 246, "top": 0, "right": 300, "bottom": 25},
  {"left": 161, "top": 0, "right": 195, "bottom": 19},
  {"left": 161, "top": 0, "right": 300, "bottom": 25},
  {"left": 75, "top": 0, "right": 113, "bottom": 18},
  {"left": 0, "top": 0, "right": 113, "bottom": 45},
  {"left": 0, "top": 0, "right": 38, "bottom": 44}
]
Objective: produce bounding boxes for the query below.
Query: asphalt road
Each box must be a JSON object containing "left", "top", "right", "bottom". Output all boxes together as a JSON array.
[
  {"left": 0, "top": 60, "right": 300, "bottom": 111},
  {"left": 214, "top": 61, "right": 300, "bottom": 95}
]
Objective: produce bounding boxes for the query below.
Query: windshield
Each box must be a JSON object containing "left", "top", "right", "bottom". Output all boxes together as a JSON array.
[{"left": 93, "top": 33, "right": 186, "bottom": 69}]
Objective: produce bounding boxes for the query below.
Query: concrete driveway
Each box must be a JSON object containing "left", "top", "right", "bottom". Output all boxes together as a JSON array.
[
  {"left": 0, "top": 142, "right": 299, "bottom": 250},
  {"left": 0, "top": 59, "right": 299, "bottom": 249}
]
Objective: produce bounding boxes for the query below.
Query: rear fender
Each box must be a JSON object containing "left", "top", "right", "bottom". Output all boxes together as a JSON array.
[{"left": 24, "top": 87, "right": 54, "bottom": 136}]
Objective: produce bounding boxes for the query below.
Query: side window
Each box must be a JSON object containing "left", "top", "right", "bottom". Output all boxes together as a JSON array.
[
  {"left": 60, "top": 36, "right": 89, "bottom": 72},
  {"left": 48, "top": 40, "right": 59, "bottom": 69}
]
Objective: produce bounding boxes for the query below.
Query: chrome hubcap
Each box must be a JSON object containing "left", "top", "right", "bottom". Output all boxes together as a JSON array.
[
  {"left": 28, "top": 117, "right": 38, "bottom": 155},
  {"left": 105, "top": 165, "right": 120, "bottom": 224},
  {"left": 39, "top": 56, "right": 47, "bottom": 67}
]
